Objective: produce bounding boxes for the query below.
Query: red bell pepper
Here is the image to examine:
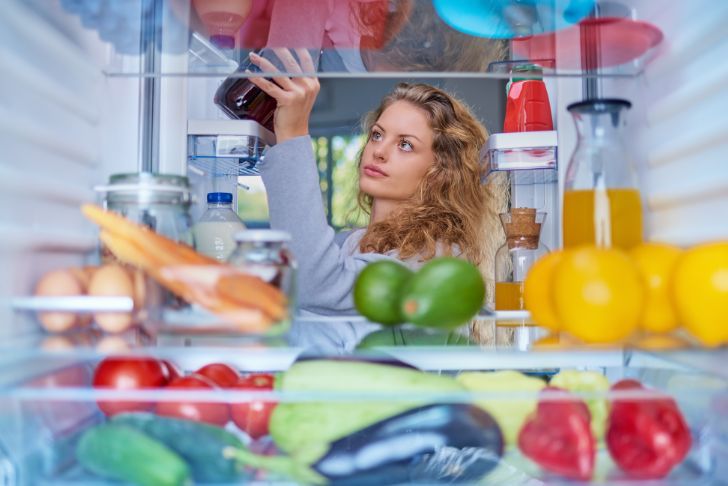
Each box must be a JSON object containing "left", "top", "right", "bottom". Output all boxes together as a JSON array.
[
  {"left": 518, "top": 386, "right": 595, "bottom": 480},
  {"left": 607, "top": 379, "right": 692, "bottom": 479}
]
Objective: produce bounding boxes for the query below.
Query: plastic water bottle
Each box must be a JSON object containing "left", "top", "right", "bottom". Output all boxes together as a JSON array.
[{"left": 193, "top": 192, "right": 246, "bottom": 261}]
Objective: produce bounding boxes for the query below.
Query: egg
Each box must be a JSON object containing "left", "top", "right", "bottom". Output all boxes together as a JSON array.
[
  {"left": 40, "top": 335, "right": 75, "bottom": 351},
  {"left": 87, "top": 264, "right": 136, "bottom": 334},
  {"left": 34, "top": 269, "right": 85, "bottom": 333},
  {"left": 95, "top": 335, "right": 132, "bottom": 354}
]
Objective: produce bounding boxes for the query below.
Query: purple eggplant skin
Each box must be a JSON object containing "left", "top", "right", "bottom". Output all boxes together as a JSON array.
[
  {"left": 294, "top": 353, "right": 419, "bottom": 370},
  {"left": 312, "top": 403, "right": 504, "bottom": 485}
]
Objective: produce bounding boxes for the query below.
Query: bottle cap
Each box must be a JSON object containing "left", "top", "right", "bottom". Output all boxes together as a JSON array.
[{"left": 207, "top": 192, "right": 233, "bottom": 204}]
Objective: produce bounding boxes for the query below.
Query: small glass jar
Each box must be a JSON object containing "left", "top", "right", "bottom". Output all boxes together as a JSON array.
[
  {"left": 228, "top": 230, "right": 297, "bottom": 320},
  {"left": 495, "top": 208, "right": 549, "bottom": 315},
  {"left": 99, "top": 173, "right": 194, "bottom": 250}
]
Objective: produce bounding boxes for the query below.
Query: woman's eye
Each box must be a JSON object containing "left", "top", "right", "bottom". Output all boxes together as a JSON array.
[
  {"left": 399, "top": 139, "right": 413, "bottom": 151},
  {"left": 371, "top": 130, "right": 382, "bottom": 141}
]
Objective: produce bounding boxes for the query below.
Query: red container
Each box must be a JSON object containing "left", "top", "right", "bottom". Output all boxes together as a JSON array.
[{"left": 503, "top": 78, "right": 553, "bottom": 133}]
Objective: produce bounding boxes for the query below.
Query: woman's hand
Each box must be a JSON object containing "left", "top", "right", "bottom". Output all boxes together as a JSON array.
[{"left": 248, "top": 48, "right": 320, "bottom": 143}]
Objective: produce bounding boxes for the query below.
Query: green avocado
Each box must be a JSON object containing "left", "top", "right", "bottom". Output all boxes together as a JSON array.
[
  {"left": 354, "top": 260, "right": 414, "bottom": 325},
  {"left": 356, "top": 328, "right": 474, "bottom": 348},
  {"left": 400, "top": 257, "right": 485, "bottom": 330}
]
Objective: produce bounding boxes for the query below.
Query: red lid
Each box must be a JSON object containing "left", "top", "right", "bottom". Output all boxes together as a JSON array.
[{"left": 512, "top": 17, "right": 663, "bottom": 70}]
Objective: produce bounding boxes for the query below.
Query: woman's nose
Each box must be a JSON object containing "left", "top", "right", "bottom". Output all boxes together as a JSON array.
[{"left": 372, "top": 145, "right": 387, "bottom": 161}]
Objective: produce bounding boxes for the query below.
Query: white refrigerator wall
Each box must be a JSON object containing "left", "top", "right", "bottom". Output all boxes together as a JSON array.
[
  {"left": 626, "top": 0, "right": 728, "bottom": 245},
  {"left": 556, "top": 0, "right": 728, "bottom": 246},
  {"left": 0, "top": 1, "right": 141, "bottom": 336}
]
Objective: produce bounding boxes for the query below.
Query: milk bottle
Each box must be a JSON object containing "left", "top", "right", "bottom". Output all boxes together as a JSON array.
[{"left": 193, "top": 192, "right": 246, "bottom": 261}]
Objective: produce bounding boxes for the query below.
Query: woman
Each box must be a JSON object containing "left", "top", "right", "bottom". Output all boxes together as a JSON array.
[{"left": 249, "top": 49, "right": 507, "bottom": 350}]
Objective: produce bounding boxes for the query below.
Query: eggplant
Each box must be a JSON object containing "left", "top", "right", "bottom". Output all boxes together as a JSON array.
[
  {"left": 312, "top": 403, "right": 504, "bottom": 485},
  {"left": 295, "top": 352, "right": 419, "bottom": 370}
]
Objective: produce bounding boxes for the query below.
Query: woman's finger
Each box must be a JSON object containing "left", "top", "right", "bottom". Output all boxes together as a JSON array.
[
  {"left": 249, "top": 52, "right": 296, "bottom": 91},
  {"left": 273, "top": 48, "right": 303, "bottom": 74},
  {"left": 247, "top": 72, "right": 287, "bottom": 100},
  {"left": 295, "top": 48, "right": 317, "bottom": 74}
]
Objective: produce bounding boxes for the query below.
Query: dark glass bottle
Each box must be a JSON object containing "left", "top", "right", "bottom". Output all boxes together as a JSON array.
[{"left": 214, "top": 58, "right": 277, "bottom": 132}]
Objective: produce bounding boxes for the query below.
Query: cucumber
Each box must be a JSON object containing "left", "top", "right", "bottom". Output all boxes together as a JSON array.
[
  {"left": 112, "top": 412, "right": 246, "bottom": 483},
  {"left": 76, "top": 424, "right": 190, "bottom": 486}
]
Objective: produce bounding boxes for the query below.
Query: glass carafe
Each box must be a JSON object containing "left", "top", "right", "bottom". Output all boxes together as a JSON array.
[
  {"left": 495, "top": 208, "right": 549, "bottom": 315},
  {"left": 562, "top": 99, "right": 643, "bottom": 250}
]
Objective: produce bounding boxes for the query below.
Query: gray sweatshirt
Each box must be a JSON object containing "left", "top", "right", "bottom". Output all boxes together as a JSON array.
[{"left": 261, "top": 135, "right": 401, "bottom": 351}]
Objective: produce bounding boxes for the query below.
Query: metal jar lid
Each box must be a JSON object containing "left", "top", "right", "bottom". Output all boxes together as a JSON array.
[
  {"left": 234, "top": 229, "right": 291, "bottom": 243},
  {"left": 95, "top": 172, "right": 192, "bottom": 206}
]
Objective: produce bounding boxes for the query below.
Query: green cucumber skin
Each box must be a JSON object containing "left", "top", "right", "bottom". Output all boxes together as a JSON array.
[
  {"left": 76, "top": 424, "right": 190, "bottom": 486},
  {"left": 111, "top": 412, "right": 245, "bottom": 483}
]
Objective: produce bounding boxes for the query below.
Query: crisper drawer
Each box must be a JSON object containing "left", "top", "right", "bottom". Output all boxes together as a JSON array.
[{"left": 0, "top": 347, "right": 726, "bottom": 486}]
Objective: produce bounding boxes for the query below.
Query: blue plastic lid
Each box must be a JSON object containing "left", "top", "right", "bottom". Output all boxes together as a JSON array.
[
  {"left": 432, "top": 0, "right": 596, "bottom": 39},
  {"left": 207, "top": 192, "right": 233, "bottom": 203}
]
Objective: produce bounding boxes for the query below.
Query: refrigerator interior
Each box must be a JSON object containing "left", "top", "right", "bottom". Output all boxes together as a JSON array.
[{"left": 1, "top": 0, "right": 727, "bottom": 484}]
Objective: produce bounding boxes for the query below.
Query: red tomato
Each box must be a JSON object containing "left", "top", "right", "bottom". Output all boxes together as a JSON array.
[
  {"left": 231, "top": 373, "right": 276, "bottom": 439},
  {"left": 196, "top": 363, "right": 239, "bottom": 388},
  {"left": 161, "top": 359, "right": 182, "bottom": 382},
  {"left": 155, "top": 375, "right": 229, "bottom": 426},
  {"left": 92, "top": 357, "right": 169, "bottom": 416}
]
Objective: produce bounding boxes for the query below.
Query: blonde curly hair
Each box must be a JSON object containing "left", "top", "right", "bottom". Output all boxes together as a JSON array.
[{"left": 356, "top": 83, "right": 509, "bottom": 302}]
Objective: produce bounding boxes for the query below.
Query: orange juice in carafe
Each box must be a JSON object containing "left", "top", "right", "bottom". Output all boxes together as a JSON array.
[
  {"left": 563, "top": 98, "right": 642, "bottom": 250},
  {"left": 563, "top": 188, "right": 643, "bottom": 250}
]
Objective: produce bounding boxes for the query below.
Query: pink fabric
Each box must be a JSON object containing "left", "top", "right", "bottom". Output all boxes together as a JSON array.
[{"left": 236, "top": 0, "right": 389, "bottom": 49}]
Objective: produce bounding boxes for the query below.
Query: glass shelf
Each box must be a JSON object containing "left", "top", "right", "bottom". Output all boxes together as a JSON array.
[
  {"left": 46, "top": 0, "right": 664, "bottom": 79},
  {"left": 2, "top": 303, "right": 725, "bottom": 374}
]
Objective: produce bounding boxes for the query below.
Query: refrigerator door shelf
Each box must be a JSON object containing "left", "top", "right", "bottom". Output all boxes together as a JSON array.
[
  {"left": 188, "top": 119, "right": 275, "bottom": 177},
  {"left": 481, "top": 131, "right": 558, "bottom": 177}
]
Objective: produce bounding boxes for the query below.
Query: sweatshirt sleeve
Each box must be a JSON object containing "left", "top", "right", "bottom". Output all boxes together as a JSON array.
[{"left": 259, "top": 135, "right": 394, "bottom": 315}]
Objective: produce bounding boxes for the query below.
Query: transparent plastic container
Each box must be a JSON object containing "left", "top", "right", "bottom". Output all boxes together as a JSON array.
[
  {"left": 193, "top": 192, "right": 246, "bottom": 262},
  {"left": 0, "top": 341, "right": 725, "bottom": 486}
]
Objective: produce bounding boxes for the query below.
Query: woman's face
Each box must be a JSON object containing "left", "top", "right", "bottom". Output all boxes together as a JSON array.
[{"left": 359, "top": 100, "right": 435, "bottom": 202}]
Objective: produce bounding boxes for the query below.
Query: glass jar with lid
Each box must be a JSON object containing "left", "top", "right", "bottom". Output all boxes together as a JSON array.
[
  {"left": 95, "top": 173, "right": 194, "bottom": 317},
  {"left": 97, "top": 172, "right": 194, "bottom": 250},
  {"left": 495, "top": 208, "right": 549, "bottom": 314},
  {"left": 228, "top": 229, "right": 297, "bottom": 324}
]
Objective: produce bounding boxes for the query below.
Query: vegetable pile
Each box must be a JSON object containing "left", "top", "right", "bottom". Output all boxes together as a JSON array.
[{"left": 79, "top": 359, "right": 693, "bottom": 484}]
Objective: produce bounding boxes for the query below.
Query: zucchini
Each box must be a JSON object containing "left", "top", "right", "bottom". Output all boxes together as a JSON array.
[
  {"left": 76, "top": 424, "right": 190, "bottom": 486},
  {"left": 112, "top": 412, "right": 247, "bottom": 483}
]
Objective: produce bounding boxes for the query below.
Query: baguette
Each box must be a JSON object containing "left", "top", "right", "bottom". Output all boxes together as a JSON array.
[
  {"left": 100, "top": 232, "right": 273, "bottom": 331},
  {"left": 83, "top": 204, "right": 215, "bottom": 266}
]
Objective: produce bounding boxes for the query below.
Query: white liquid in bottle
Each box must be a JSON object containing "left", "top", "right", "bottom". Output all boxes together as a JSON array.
[
  {"left": 193, "top": 192, "right": 246, "bottom": 261},
  {"left": 194, "top": 221, "right": 245, "bottom": 261}
]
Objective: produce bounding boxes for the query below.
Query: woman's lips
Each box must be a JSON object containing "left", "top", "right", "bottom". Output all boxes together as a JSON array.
[{"left": 363, "top": 164, "right": 388, "bottom": 177}]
